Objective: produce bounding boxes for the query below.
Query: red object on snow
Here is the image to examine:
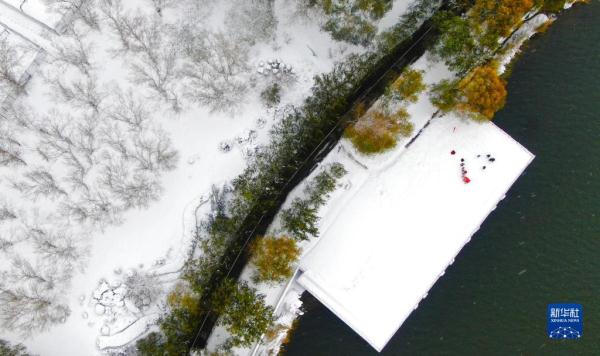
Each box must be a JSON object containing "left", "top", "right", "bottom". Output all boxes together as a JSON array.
[
  {"left": 463, "top": 176, "right": 471, "bottom": 184},
  {"left": 451, "top": 150, "right": 456, "bottom": 155}
]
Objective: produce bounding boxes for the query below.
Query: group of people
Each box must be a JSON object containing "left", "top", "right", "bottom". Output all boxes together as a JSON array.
[{"left": 450, "top": 150, "right": 497, "bottom": 184}]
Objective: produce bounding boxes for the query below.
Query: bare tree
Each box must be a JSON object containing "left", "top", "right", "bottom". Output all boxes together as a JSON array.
[
  {"left": 25, "top": 225, "right": 89, "bottom": 273},
  {"left": 0, "top": 38, "right": 27, "bottom": 97},
  {"left": 49, "top": 75, "right": 106, "bottom": 113},
  {"left": 49, "top": 25, "right": 94, "bottom": 76},
  {"left": 0, "top": 126, "right": 26, "bottom": 166},
  {"left": 130, "top": 130, "right": 178, "bottom": 172},
  {"left": 0, "top": 282, "right": 70, "bottom": 336},
  {"left": 225, "top": 0, "right": 277, "bottom": 45},
  {"left": 59, "top": 189, "right": 121, "bottom": 227},
  {"left": 0, "top": 100, "right": 35, "bottom": 129},
  {"left": 180, "top": 29, "right": 249, "bottom": 112},
  {"left": 0, "top": 202, "right": 17, "bottom": 222},
  {"left": 34, "top": 112, "right": 95, "bottom": 190},
  {"left": 12, "top": 168, "right": 68, "bottom": 201},
  {"left": 129, "top": 41, "right": 180, "bottom": 111},
  {"left": 99, "top": 159, "right": 162, "bottom": 209},
  {"left": 105, "top": 89, "right": 150, "bottom": 132},
  {"left": 5, "top": 256, "right": 62, "bottom": 290},
  {"left": 0, "top": 231, "right": 25, "bottom": 253},
  {"left": 99, "top": 123, "right": 131, "bottom": 160},
  {"left": 99, "top": 0, "right": 138, "bottom": 53},
  {"left": 45, "top": 0, "right": 100, "bottom": 30},
  {"left": 100, "top": 1, "right": 181, "bottom": 109}
]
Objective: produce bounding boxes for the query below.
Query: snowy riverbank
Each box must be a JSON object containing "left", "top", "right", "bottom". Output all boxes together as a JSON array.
[{"left": 241, "top": 10, "right": 555, "bottom": 356}]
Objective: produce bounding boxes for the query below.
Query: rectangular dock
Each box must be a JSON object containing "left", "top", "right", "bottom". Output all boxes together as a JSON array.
[{"left": 297, "top": 115, "right": 534, "bottom": 352}]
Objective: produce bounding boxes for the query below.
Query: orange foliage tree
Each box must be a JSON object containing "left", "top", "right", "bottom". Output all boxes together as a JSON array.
[
  {"left": 472, "top": 0, "right": 535, "bottom": 39},
  {"left": 251, "top": 236, "right": 300, "bottom": 283},
  {"left": 456, "top": 64, "right": 507, "bottom": 120}
]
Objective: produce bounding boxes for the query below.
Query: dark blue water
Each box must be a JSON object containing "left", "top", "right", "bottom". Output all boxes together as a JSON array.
[{"left": 284, "top": 3, "right": 600, "bottom": 355}]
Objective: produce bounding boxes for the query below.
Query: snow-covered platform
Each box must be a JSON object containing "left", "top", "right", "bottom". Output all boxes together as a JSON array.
[
  {"left": 297, "top": 115, "right": 534, "bottom": 352},
  {"left": 0, "top": 0, "right": 55, "bottom": 49}
]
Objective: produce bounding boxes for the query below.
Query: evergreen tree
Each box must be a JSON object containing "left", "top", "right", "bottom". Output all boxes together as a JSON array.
[
  {"left": 212, "top": 279, "right": 274, "bottom": 348},
  {"left": 0, "top": 340, "right": 33, "bottom": 356},
  {"left": 281, "top": 163, "right": 346, "bottom": 240},
  {"left": 306, "top": 0, "right": 393, "bottom": 45}
]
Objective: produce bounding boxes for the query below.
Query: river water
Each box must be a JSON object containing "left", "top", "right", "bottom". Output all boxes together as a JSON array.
[{"left": 283, "top": 2, "right": 600, "bottom": 355}]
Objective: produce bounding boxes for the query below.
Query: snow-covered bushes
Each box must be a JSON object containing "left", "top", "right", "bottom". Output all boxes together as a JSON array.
[{"left": 260, "top": 82, "right": 281, "bottom": 108}]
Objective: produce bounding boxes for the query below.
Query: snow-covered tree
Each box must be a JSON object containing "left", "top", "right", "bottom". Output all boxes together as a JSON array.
[
  {"left": 49, "top": 25, "right": 94, "bottom": 76},
  {"left": 0, "top": 38, "right": 27, "bottom": 97},
  {"left": 12, "top": 168, "right": 68, "bottom": 201},
  {"left": 0, "top": 124, "right": 26, "bottom": 166},
  {"left": 0, "top": 282, "right": 70, "bottom": 336},
  {"left": 26, "top": 224, "right": 89, "bottom": 273},
  {"left": 179, "top": 29, "right": 249, "bottom": 112},
  {"left": 100, "top": 1, "right": 180, "bottom": 109},
  {"left": 45, "top": 0, "right": 100, "bottom": 30},
  {"left": 98, "top": 159, "right": 162, "bottom": 209},
  {"left": 49, "top": 75, "right": 106, "bottom": 113},
  {"left": 225, "top": 0, "right": 277, "bottom": 45}
]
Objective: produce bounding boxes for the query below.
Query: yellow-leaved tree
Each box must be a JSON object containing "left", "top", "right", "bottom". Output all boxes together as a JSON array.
[
  {"left": 386, "top": 68, "right": 426, "bottom": 103},
  {"left": 472, "top": 0, "right": 535, "bottom": 40},
  {"left": 430, "top": 64, "right": 507, "bottom": 121},
  {"left": 251, "top": 235, "right": 300, "bottom": 283},
  {"left": 345, "top": 107, "right": 413, "bottom": 154}
]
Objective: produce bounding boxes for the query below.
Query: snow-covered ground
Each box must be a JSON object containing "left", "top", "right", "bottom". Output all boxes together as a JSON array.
[{"left": 0, "top": 0, "right": 400, "bottom": 355}]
